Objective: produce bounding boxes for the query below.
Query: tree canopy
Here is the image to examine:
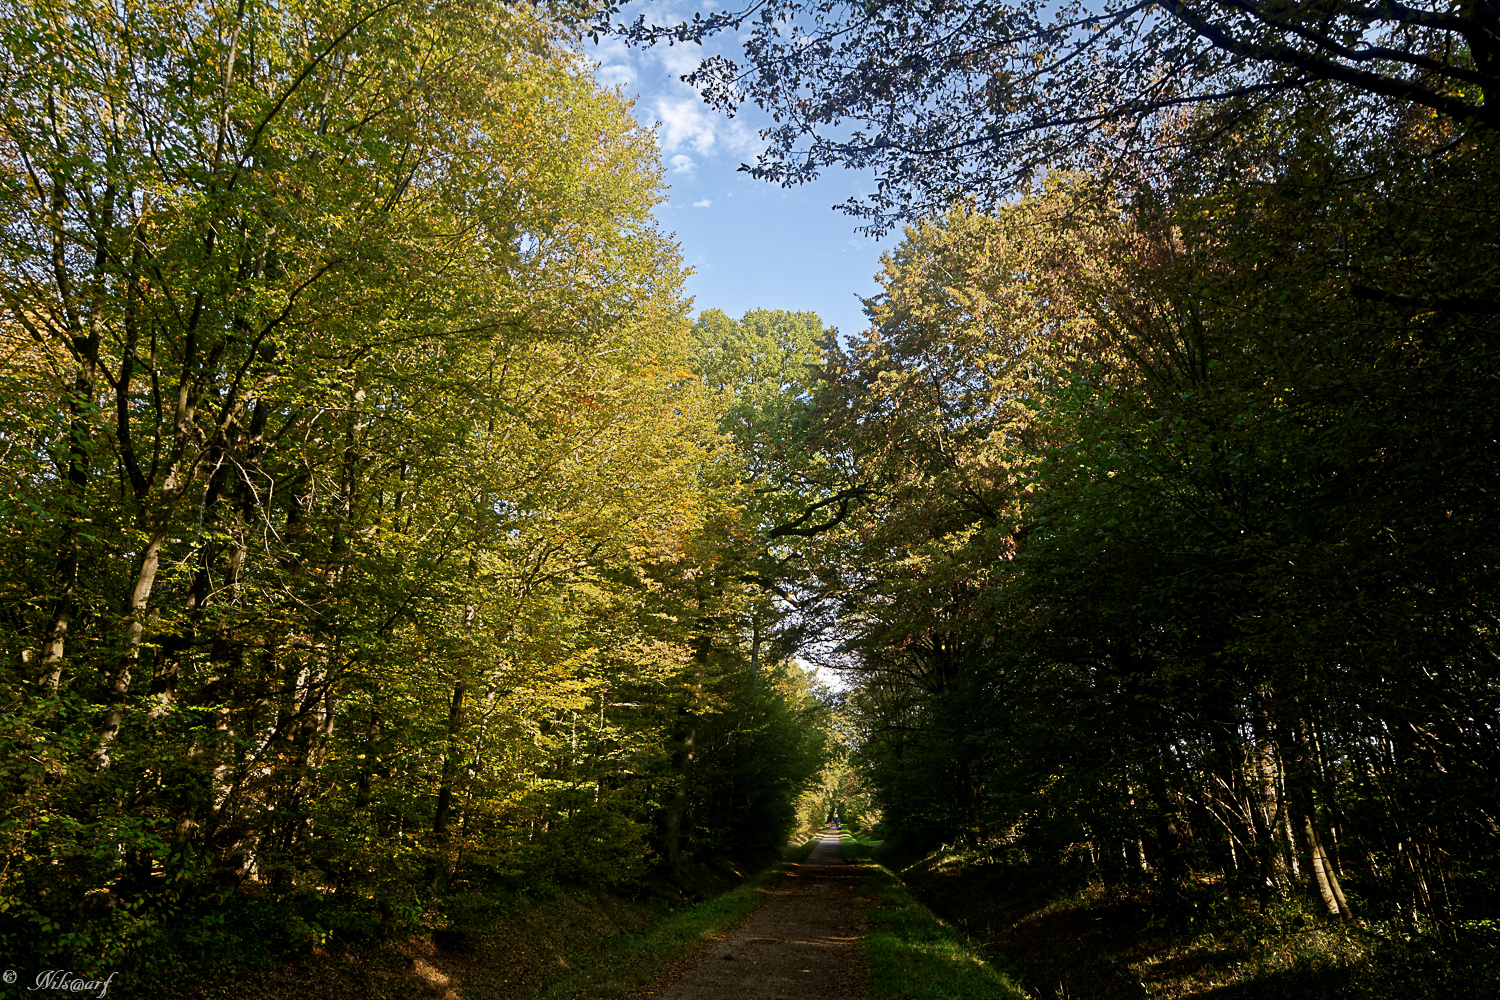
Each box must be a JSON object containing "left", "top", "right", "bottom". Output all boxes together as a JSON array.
[
  {"left": 604, "top": 0, "right": 1498, "bottom": 227},
  {"left": 769, "top": 105, "right": 1500, "bottom": 951}
]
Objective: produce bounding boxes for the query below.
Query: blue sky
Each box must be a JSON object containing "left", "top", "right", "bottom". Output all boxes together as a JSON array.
[{"left": 589, "top": 23, "right": 891, "bottom": 341}]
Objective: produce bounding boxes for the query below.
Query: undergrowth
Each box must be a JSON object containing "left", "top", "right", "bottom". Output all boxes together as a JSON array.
[
  {"left": 889, "top": 850, "right": 1500, "bottom": 1000},
  {"left": 96, "top": 841, "right": 819, "bottom": 999}
]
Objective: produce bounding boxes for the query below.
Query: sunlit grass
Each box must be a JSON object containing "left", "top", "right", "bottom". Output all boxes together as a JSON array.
[
  {"left": 840, "top": 832, "right": 881, "bottom": 864},
  {"left": 843, "top": 835, "right": 1029, "bottom": 1000}
]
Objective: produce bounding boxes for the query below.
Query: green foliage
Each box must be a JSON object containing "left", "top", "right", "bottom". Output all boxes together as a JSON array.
[
  {"left": 685, "top": 660, "right": 830, "bottom": 860},
  {"left": 797, "top": 90, "right": 1500, "bottom": 994},
  {"left": 692, "top": 307, "right": 829, "bottom": 486},
  {"left": 795, "top": 699, "right": 882, "bottom": 838},
  {"left": 0, "top": 0, "right": 833, "bottom": 982}
]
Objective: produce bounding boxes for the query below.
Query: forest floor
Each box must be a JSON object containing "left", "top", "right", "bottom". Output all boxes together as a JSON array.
[
  {"left": 645, "top": 832, "right": 867, "bottom": 1000},
  {"left": 898, "top": 852, "right": 1354, "bottom": 999},
  {"left": 888, "top": 846, "right": 1494, "bottom": 1000}
]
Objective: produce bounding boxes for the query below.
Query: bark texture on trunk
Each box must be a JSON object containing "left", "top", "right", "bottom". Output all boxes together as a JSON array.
[{"left": 662, "top": 714, "right": 697, "bottom": 873}]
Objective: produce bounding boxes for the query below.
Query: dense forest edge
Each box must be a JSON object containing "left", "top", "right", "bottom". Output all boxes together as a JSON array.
[{"left": 3, "top": 0, "right": 1499, "bottom": 997}]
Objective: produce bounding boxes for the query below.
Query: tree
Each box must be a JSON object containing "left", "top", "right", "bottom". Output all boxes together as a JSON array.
[
  {"left": 803, "top": 117, "right": 1500, "bottom": 928},
  {"left": 0, "top": 0, "right": 764, "bottom": 969},
  {"left": 604, "top": 0, "right": 1498, "bottom": 227},
  {"left": 688, "top": 308, "right": 862, "bottom": 662}
]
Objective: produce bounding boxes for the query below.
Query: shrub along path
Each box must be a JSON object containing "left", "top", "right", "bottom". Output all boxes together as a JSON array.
[{"left": 650, "top": 833, "right": 867, "bottom": 1000}]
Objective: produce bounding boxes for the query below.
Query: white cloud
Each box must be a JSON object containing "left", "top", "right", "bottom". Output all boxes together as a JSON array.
[
  {"left": 655, "top": 97, "right": 763, "bottom": 161},
  {"left": 656, "top": 97, "right": 720, "bottom": 155},
  {"left": 655, "top": 40, "right": 705, "bottom": 78},
  {"left": 594, "top": 17, "right": 767, "bottom": 165},
  {"left": 720, "top": 118, "right": 761, "bottom": 158},
  {"left": 597, "top": 63, "right": 636, "bottom": 89},
  {"left": 692, "top": 198, "right": 712, "bottom": 208}
]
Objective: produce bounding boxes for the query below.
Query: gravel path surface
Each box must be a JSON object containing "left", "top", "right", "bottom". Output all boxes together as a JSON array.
[{"left": 650, "top": 834, "right": 867, "bottom": 1000}]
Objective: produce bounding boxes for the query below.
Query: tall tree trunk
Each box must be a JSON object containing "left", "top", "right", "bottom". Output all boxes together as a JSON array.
[
  {"left": 40, "top": 318, "right": 102, "bottom": 693},
  {"left": 1304, "top": 814, "right": 1351, "bottom": 918},
  {"left": 1250, "top": 695, "right": 1294, "bottom": 894},
  {"left": 95, "top": 529, "right": 166, "bottom": 768},
  {"left": 1281, "top": 717, "right": 1349, "bottom": 918},
  {"left": 1143, "top": 758, "right": 1187, "bottom": 910},
  {"left": 433, "top": 680, "right": 468, "bottom": 840},
  {"left": 662, "top": 711, "right": 697, "bottom": 873},
  {"left": 355, "top": 704, "right": 379, "bottom": 811},
  {"left": 38, "top": 586, "right": 71, "bottom": 693}
]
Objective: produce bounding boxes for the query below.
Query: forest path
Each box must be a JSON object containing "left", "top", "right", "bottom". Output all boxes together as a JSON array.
[{"left": 650, "top": 833, "right": 867, "bottom": 1000}]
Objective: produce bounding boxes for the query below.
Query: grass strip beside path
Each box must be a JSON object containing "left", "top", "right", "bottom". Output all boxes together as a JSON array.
[
  {"left": 842, "top": 835, "right": 1030, "bottom": 1000},
  {"left": 530, "top": 839, "right": 820, "bottom": 1000}
]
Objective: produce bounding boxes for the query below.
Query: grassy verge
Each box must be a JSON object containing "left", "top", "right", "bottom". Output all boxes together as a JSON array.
[
  {"left": 529, "top": 838, "right": 819, "bottom": 1000},
  {"left": 842, "top": 834, "right": 1030, "bottom": 1000}
]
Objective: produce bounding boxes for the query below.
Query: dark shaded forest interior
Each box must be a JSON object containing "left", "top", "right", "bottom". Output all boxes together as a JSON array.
[{"left": 1, "top": 0, "right": 1497, "bottom": 997}]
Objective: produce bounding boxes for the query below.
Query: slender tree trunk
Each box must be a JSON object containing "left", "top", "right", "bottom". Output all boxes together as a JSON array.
[
  {"left": 1247, "top": 750, "right": 1279, "bottom": 901},
  {"left": 433, "top": 680, "right": 468, "bottom": 840},
  {"left": 1143, "top": 760, "right": 1187, "bottom": 909},
  {"left": 1250, "top": 697, "right": 1295, "bottom": 894},
  {"left": 662, "top": 701, "right": 698, "bottom": 872},
  {"left": 1280, "top": 717, "right": 1350, "bottom": 918},
  {"left": 96, "top": 529, "right": 166, "bottom": 768},
  {"left": 41, "top": 336, "right": 101, "bottom": 694},
  {"left": 39, "top": 592, "right": 70, "bottom": 693},
  {"left": 355, "top": 703, "right": 379, "bottom": 812},
  {"left": 1304, "top": 814, "right": 1351, "bottom": 918}
]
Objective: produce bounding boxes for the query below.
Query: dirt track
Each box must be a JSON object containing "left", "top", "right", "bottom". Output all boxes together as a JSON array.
[{"left": 650, "top": 834, "right": 867, "bottom": 1000}]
